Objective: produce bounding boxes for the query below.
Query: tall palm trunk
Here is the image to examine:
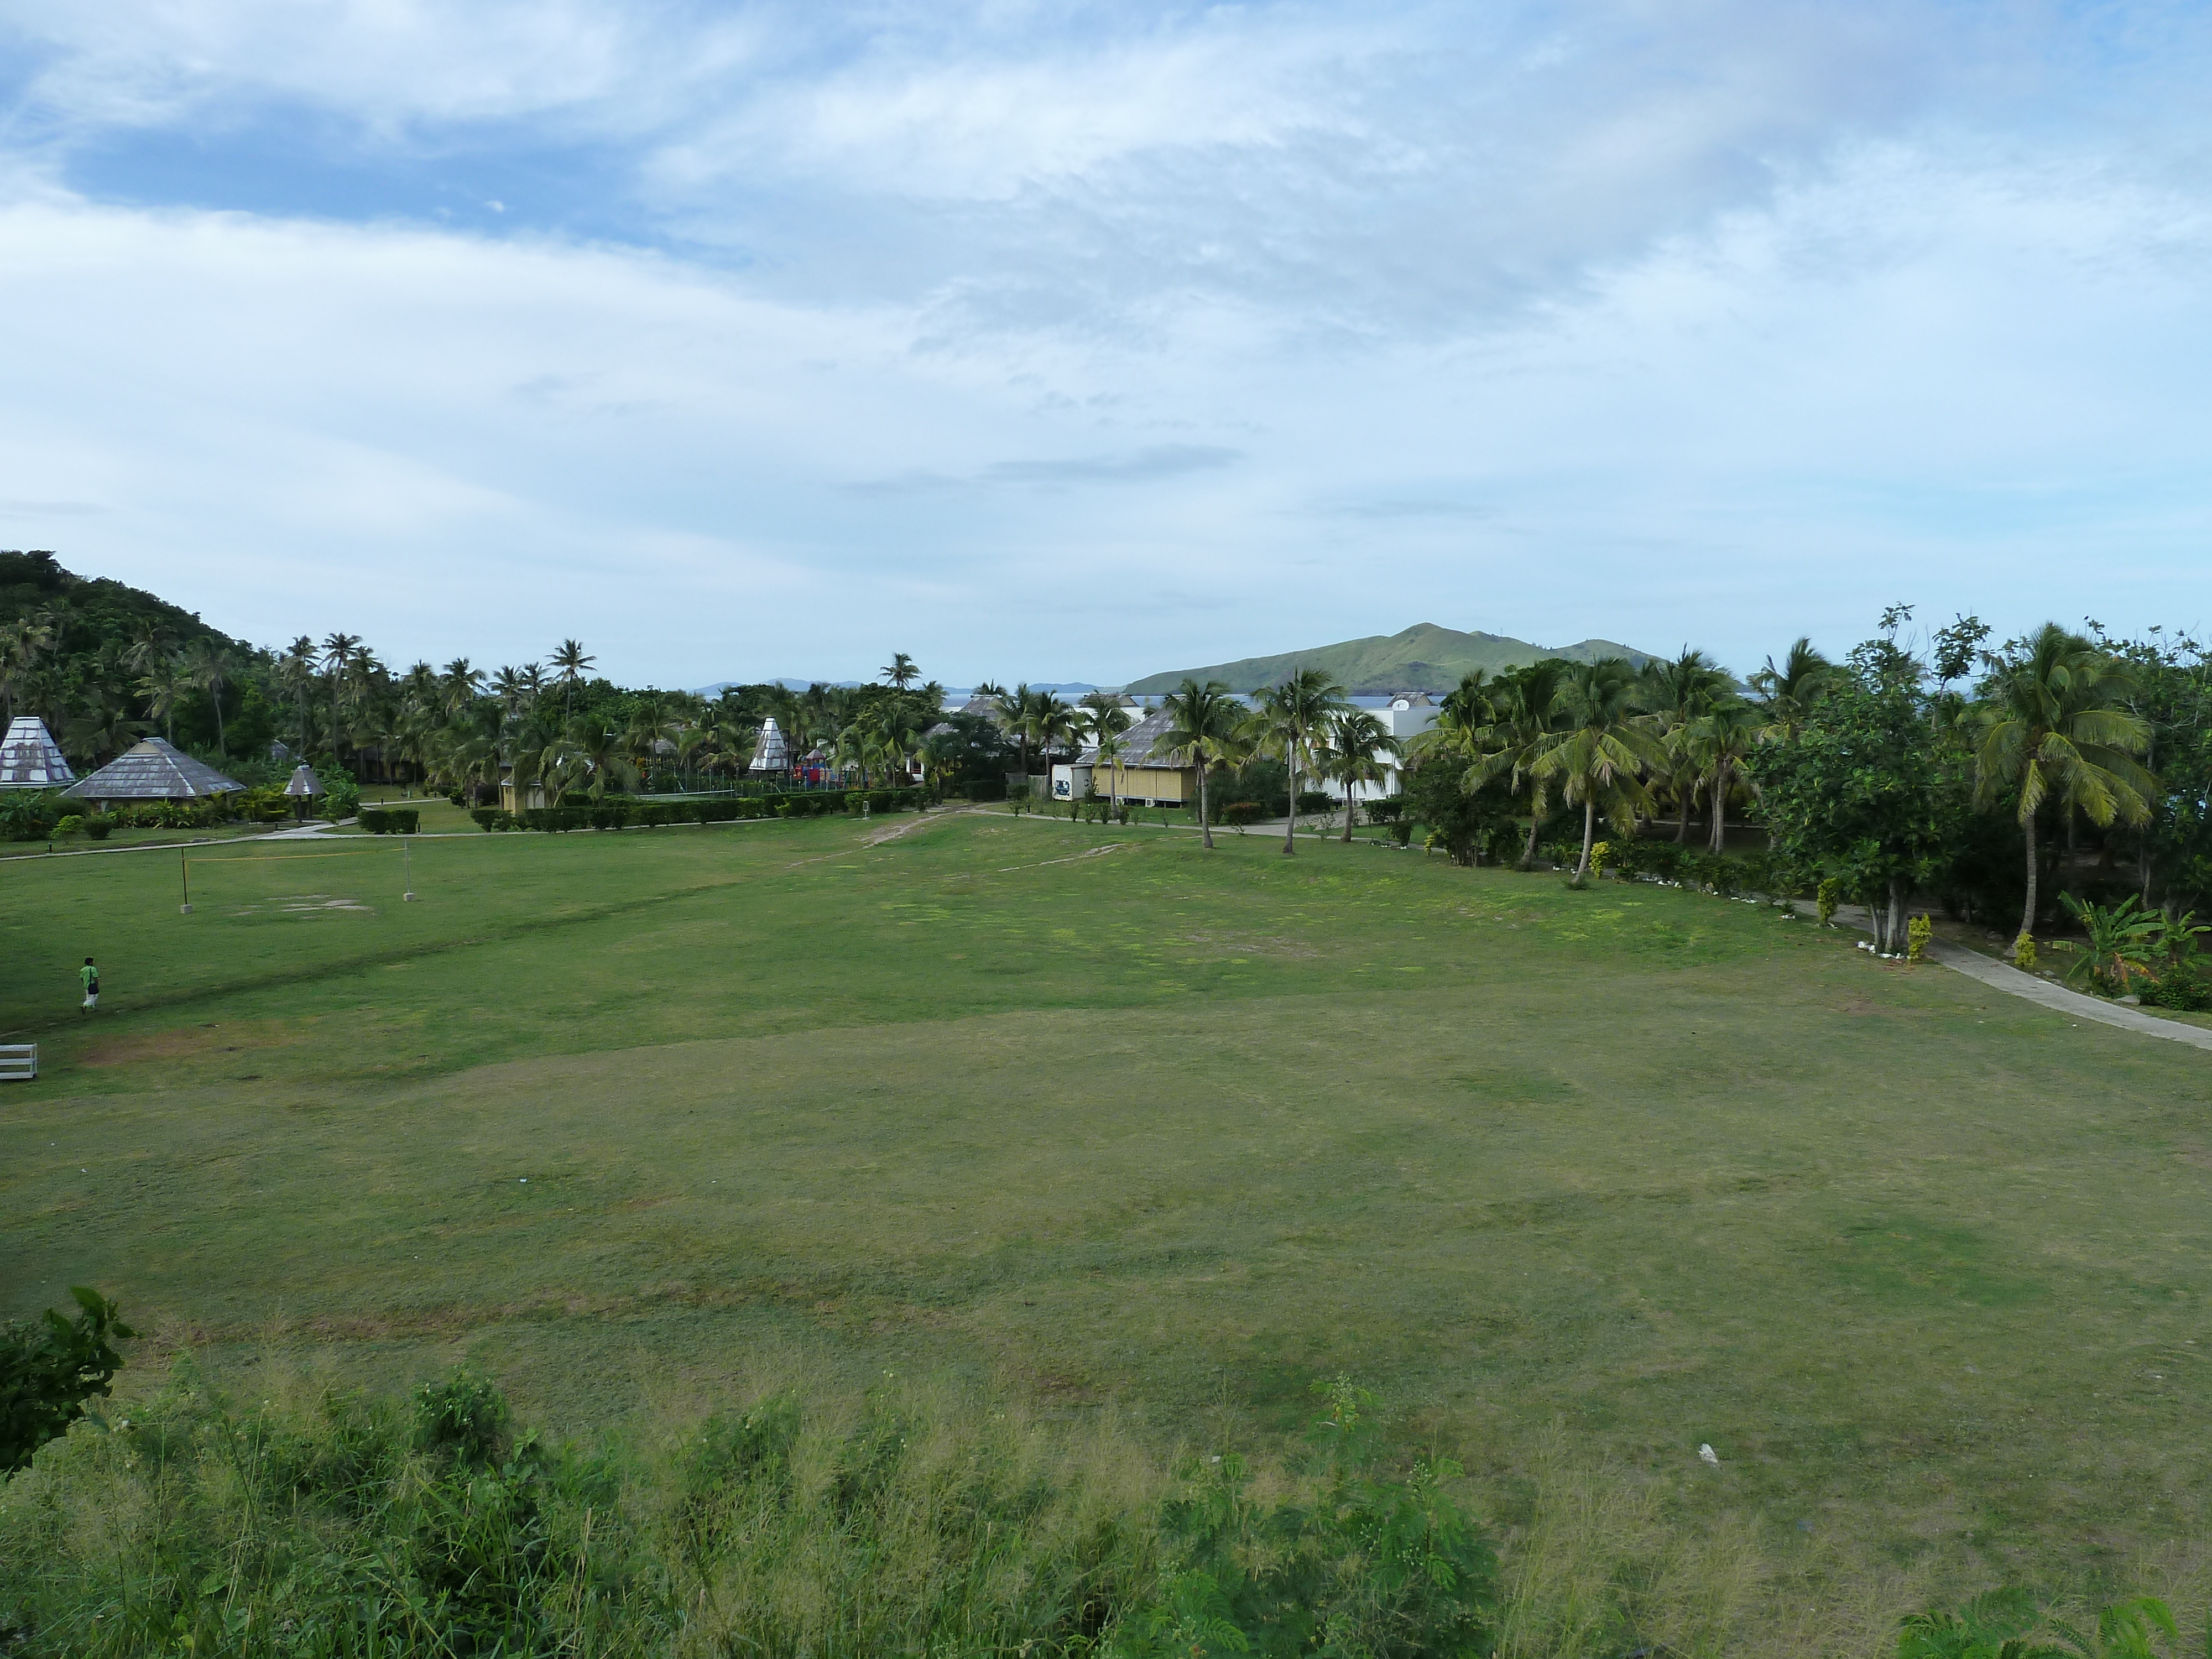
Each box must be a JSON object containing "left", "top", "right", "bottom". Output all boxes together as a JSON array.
[
  {"left": 1197, "top": 759, "right": 1214, "bottom": 849},
  {"left": 2020, "top": 814, "right": 2039, "bottom": 945},
  {"left": 1675, "top": 780, "right": 1692, "bottom": 843},
  {"left": 1574, "top": 796, "right": 1597, "bottom": 880},
  {"left": 1708, "top": 763, "right": 1729, "bottom": 854},
  {"left": 211, "top": 687, "right": 226, "bottom": 758},
  {"left": 1342, "top": 780, "right": 1356, "bottom": 842},
  {"left": 1282, "top": 746, "right": 1298, "bottom": 855}
]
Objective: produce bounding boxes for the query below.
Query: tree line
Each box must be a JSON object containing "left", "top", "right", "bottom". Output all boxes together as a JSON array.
[{"left": 1148, "top": 608, "right": 2211, "bottom": 961}]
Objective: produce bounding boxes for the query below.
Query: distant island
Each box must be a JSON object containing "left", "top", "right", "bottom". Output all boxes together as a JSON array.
[{"left": 1123, "top": 622, "right": 1652, "bottom": 695}]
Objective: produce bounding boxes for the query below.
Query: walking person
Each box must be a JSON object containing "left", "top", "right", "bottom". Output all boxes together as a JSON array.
[{"left": 80, "top": 956, "right": 99, "bottom": 1014}]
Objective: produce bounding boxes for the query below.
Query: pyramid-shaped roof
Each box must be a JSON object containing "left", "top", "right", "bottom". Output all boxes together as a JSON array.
[
  {"left": 749, "top": 717, "right": 790, "bottom": 772},
  {"left": 63, "top": 737, "right": 243, "bottom": 801},
  {"left": 0, "top": 716, "right": 74, "bottom": 789}
]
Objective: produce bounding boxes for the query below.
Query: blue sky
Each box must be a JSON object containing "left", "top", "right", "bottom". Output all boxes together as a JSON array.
[{"left": 1, "top": 1, "right": 2208, "bottom": 687}]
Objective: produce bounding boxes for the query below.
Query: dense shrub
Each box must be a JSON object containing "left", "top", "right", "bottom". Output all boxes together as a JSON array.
[
  {"left": 1363, "top": 795, "right": 1406, "bottom": 825},
  {"left": 232, "top": 785, "right": 293, "bottom": 824},
  {"left": 470, "top": 806, "right": 515, "bottom": 832},
  {"left": 0, "top": 789, "right": 63, "bottom": 841},
  {"left": 80, "top": 816, "right": 109, "bottom": 841},
  {"left": 357, "top": 807, "right": 420, "bottom": 834},
  {"left": 1294, "top": 790, "right": 1336, "bottom": 816},
  {"left": 963, "top": 777, "right": 1007, "bottom": 802},
  {"left": 1219, "top": 800, "right": 1265, "bottom": 827},
  {"left": 2146, "top": 964, "right": 2212, "bottom": 1012}
]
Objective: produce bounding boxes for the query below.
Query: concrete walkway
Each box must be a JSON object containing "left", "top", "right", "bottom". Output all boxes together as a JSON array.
[
  {"left": 1922, "top": 938, "right": 2212, "bottom": 1052},
  {"left": 1805, "top": 899, "right": 2212, "bottom": 1055}
]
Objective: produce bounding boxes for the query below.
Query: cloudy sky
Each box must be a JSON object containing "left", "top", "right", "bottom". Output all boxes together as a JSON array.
[{"left": 1, "top": 1, "right": 2208, "bottom": 688}]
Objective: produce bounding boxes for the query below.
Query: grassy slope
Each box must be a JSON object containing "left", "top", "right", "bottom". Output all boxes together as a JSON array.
[{"left": 4, "top": 808, "right": 2209, "bottom": 1588}]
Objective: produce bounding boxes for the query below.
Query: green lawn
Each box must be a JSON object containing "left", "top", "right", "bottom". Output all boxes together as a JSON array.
[{"left": 5, "top": 807, "right": 2210, "bottom": 1604}]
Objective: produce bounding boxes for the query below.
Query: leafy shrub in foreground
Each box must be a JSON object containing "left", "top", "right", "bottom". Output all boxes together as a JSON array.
[
  {"left": 1, "top": 1289, "right": 134, "bottom": 1474},
  {"left": 357, "top": 806, "right": 420, "bottom": 834}
]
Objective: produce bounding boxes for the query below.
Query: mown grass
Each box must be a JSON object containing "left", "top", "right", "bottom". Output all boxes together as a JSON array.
[{"left": 6, "top": 806, "right": 2212, "bottom": 1639}]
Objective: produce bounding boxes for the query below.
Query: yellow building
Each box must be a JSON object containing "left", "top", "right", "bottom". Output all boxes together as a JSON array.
[{"left": 1079, "top": 707, "right": 1196, "bottom": 806}]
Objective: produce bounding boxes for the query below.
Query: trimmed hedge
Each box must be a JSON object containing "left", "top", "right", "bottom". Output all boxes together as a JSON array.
[
  {"left": 357, "top": 807, "right": 420, "bottom": 834},
  {"left": 509, "top": 789, "right": 934, "bottom": 833}
]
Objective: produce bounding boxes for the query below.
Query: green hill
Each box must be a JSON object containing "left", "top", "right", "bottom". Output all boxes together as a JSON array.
[{"left": 1124, "top": 623, "right": 1652, "bottom": 695}]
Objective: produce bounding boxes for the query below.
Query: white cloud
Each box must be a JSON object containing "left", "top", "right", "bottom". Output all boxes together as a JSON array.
[{"left": 0, "top": 3, "right": 2209, "bottom": 684}]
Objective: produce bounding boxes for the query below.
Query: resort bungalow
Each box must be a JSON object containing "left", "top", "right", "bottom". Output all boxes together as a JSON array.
[
  {"left": 1065, "top": 707, "right": 1196, "bottom": 807},
  {"left": 0, "top": 717, "right": 73, "bottom": 790},
  {"left": 61, "top": 738, "right": 242, "bottom": 811}
]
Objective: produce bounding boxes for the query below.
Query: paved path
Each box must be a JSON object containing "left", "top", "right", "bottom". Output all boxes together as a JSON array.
[
  {"left": 1922, "top": 938, "right": 2212, "bottom": 1052},
  {"left": 1804, "top": 899, "right": 2212, "bottom": 1055}
]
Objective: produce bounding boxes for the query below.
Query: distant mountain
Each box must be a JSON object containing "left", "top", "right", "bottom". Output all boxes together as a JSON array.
[
  {"left": 690, "top": 678, "right": 1111, "bottom": 698},
  {"left": 1123, "top": 624, "right": 1652, "bottom": 696}
]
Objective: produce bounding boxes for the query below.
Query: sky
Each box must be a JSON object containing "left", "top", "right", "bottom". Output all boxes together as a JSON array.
[{"left": 1, "top": 1, "right": 2208, "bottom": 689}]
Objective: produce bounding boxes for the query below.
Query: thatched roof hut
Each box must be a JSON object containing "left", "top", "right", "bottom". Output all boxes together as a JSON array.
[{"left": 62, "top": 738, "right": 242, "bottom": 806}]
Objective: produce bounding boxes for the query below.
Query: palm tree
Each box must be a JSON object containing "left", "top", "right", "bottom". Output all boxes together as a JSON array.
[
  {"left": 66, "top": 687, "right": 148, "bottom": 765},
  {"left": 1639, "top": 648, "right": 1731, "bottom": 842},
  {"left": 1465, "top": 658, "right": 1571, "bottom": 869},
  {"left": 1326, "top": 708, "right": 1400, "bottom": 841},
  {"left": 275, "top": 637, "right": 317, "bottom": 753},
  {"left": 1076, "top": 693, "right": 1134, "bottom": 794},
  {"left": 552, "top": 639, "right": 595, "bottom": 721},
  {"left": 1245, "top": 667, "right": 1350, "bottom": 855},
  {"left": 135, "top": 656, "right": 189, "bottom": 745},
  {"left": 319, "top": 632, "right": 361, "bottom": 763},
  {"left": 1748, "top": 638, "right": 1835, "bottom": 743},
  {"left": 185, "top": 639, "right": 239, "bottom": 759},
  {"left": 1683, "top": 696, "right": 1760, "bottom": 854},
  {"left": 880, "top": 651, "right": 920, "bottom": 690},
  {"left": 1973, "top": 624, "right": 2155, "bottom": 948},
  {"left": 1094, "top": 728, "right": 1128, "bottom": 813},
  {"left": 1157, "top": 677, "right": 1241, "bottom": 848},
  {"left": 1009, "top": 685, "right": 1075, "bottom": 785},
  {"left": 1525, "top": 658, "right": 1664, "bottom": 882}
]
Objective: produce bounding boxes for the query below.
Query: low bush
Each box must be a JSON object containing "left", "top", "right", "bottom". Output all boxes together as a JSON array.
[
  {"left": 963, "top": 777, "right": 1007, "bottom": 802},
  {"left": 1363, "top": 795, "right": 1406, "bottom": 825},
  {"left": 356, "top": 807, "right": 420, "bottom": 834},
  {"left": 0, "top": 789, "right": 63, "bottom": 841},
  {"left": 470, "top": 806, "right": 515, "bottom": 832},
  {"left": 2146, "top": 964, "right": 2212, "bottom": 1012},
  {"left": 80, "top": 816, "right": 109, "bottom": 841},
  {"left": 1219, "top": 800, "right": 1265, "bottom": 827},
  {"left": 1294, "top": 790, "right": 1335, "bottom": 816}
]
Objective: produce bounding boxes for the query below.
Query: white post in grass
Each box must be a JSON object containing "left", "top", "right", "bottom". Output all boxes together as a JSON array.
[{"left": 403, "top": 835, "right": 416, "bottom": 902}]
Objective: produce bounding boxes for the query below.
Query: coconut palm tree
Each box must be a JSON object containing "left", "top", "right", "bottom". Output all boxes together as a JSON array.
[
  {"left": 1244, "top": 667, "right": 1350, "bottom": 855},
  {"left": 1094, "top": 728, "right": 1128, "bottom": 813},
  {"left": 1683, "top": 695, "right": 1761, "bottom": 854},
  {"left": 135, "top": 656, "right": 189, "bottom": 745},
  {"left": 276, "top": 637, "right": 318, "bottom": 753},
  {"left": 66, "top": 687, "right": 148, "bottom": 765},
  {"left": 1525, "top": 658, "right": 1663, "bottom": 882},
  {"left": 1158, "top": 677, "right": 1241, "bottom": 848},
  {"left": 319, "top": 632, "right": 361, "bottom": 763},
  {"left": 552, "top": 639, "right": 595, "bottom": 721},
  {"left": 1748, "top": 638, "right": 1835, "bottom": 743},
  {"left": 880, "top": 651, "right": 920, "bottom": 690},
  {"left": 185, "top": 639, "right": 240, "bottom": 759},
  {"left": 1465, "top": 658, "right": 1572, "bottom": 869},
  {"left": 1326, "top": 708, "right": 1400, "bottom": 841},
  {"left": 1973, "top": 624, "right": 2155, "bottom": 949},
  {"left": 1639, "top": 648, "right": 1731, "bottom": 842}
]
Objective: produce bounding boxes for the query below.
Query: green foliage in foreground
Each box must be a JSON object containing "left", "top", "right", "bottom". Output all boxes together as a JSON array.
[
  {"left": 0, "top": 1290, "right": 135, "bottom": 1473},
  {"left": 1, "top": 1363, "right": 1499, "bottom": 1659}
]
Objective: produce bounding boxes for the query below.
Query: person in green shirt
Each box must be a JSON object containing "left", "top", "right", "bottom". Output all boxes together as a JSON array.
[{"left": 80, "top": 957, "right": 98, "bottom": 1013}]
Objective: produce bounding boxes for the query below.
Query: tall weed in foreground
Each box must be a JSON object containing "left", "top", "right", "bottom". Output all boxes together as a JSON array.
[{"left": 0, "top": 1357, "right": 1162, "bottom": 1658}]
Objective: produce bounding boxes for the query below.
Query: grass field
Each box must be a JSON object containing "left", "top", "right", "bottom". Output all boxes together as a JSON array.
[{"left": 6, "top": 805, "right": 2211, "bottom": 1624}]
